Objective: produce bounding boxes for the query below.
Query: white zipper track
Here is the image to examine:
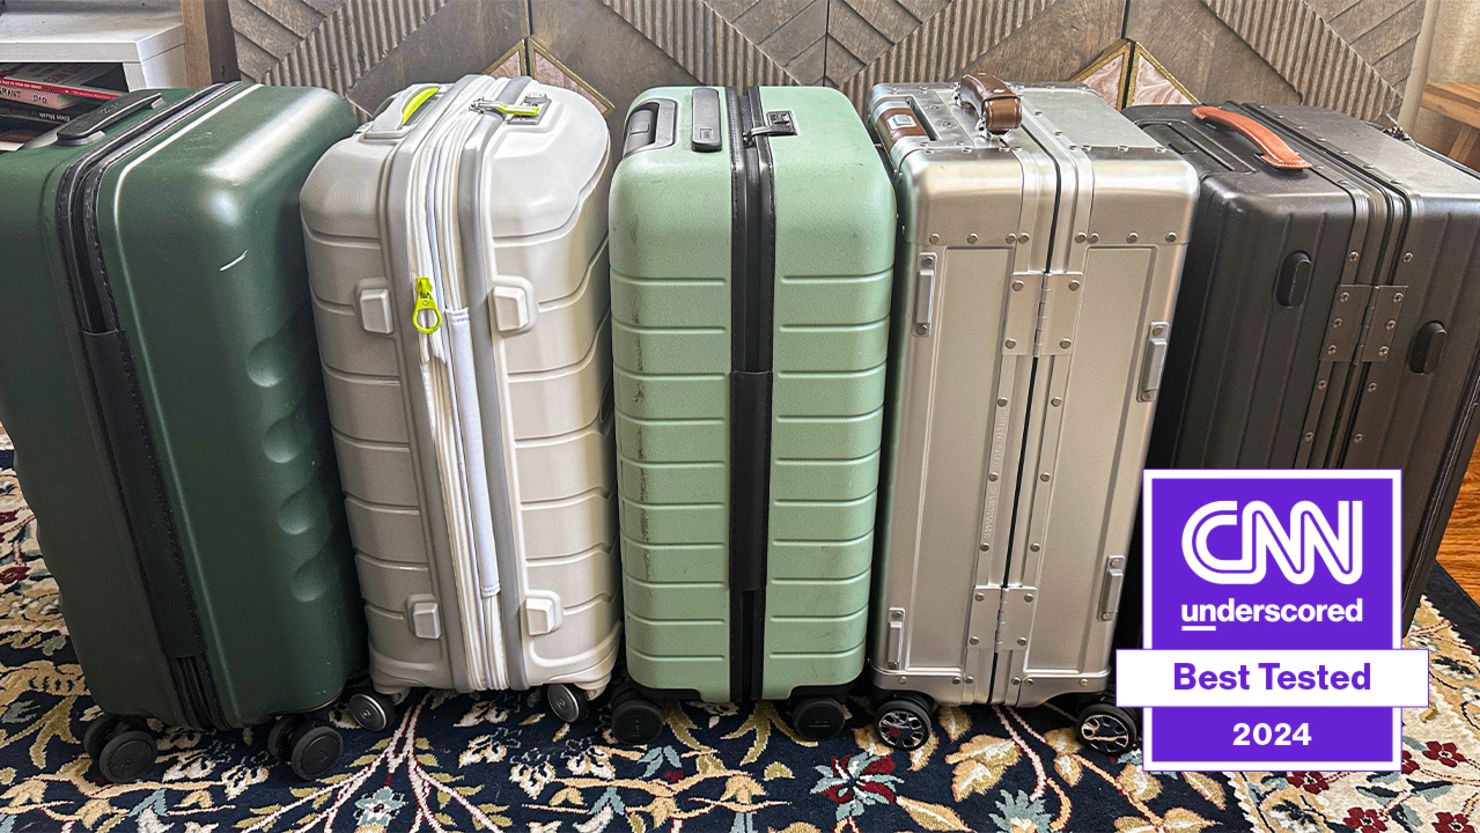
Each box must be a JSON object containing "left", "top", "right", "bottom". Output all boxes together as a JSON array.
[{"left": 406, "top": 83, "right": 509, "bottom": 690}]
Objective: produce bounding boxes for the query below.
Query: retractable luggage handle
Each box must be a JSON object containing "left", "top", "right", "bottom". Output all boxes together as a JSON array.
[
  {"left": 955, "top": 72, "right": 1021, "bottom": 134},
  {"left": 1191, "top": 106, "right": 1311, "bottom": 171}
]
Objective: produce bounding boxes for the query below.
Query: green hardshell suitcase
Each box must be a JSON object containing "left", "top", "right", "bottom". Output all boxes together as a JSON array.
[
  {"left": 0, "top": 85, "right": 363, "bottom": 782},
  {"left": 608, "top": 86, "right": 895, "bottom": 742}
]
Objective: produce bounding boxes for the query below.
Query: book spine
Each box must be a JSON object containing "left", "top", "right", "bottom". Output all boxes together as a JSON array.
[
  {"left": 0, "top": 76, "right": 117, "bottom": 101},
  {"left": 0, "top": 84, "right": 82, "bottom": 111},
  {"left": 0, "top": 104, "right": 71, "bottom": 124}
]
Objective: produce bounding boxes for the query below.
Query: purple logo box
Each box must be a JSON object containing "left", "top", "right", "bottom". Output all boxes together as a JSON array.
[{"left": 1137, "top": 470, "right": 1405, "bottom": 771}]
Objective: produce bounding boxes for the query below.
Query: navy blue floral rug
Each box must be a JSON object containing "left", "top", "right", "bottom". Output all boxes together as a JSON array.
[{"left": 0, "top": 443, "right": 1477, "bottom": 832}]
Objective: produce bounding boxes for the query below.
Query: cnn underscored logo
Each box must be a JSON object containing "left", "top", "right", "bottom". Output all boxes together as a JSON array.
[{"left": 1181, "top": 500, "right": 1363, "bottom": 586}]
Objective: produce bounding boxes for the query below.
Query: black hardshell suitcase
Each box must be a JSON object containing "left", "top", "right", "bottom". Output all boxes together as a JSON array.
[{"left": 1123, "top": 103, "right": 1480, "bottom": 633}]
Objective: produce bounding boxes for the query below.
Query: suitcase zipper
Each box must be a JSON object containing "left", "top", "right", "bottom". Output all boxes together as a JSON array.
[
  {"left": 56, "top": 83, "right": 240, "bottom": 729},
  {"left": 407, "top": 96, "right": 509, "bottom": 691}
]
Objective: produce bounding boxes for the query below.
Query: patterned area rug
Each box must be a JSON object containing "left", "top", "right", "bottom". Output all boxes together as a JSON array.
[{"left": 0, "top": 448, "right": 1478, "bottom": 832}]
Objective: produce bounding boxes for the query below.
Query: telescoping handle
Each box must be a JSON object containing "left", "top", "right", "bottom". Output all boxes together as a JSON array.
[
  {"left": 1192, "top": 105, "right": 1310, "bottom": 171},
  {"left": 956, "top": 72, "right": 1021, "bottom": 134}
]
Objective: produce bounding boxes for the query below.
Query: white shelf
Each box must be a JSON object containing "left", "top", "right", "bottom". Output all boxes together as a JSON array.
[{"left": 0, "top": 1, "right": 187, "bottom": 89}]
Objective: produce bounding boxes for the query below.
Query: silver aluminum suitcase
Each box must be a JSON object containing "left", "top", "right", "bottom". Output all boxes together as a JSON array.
[
  {"left": 300, "top": 75, "right": 619, "bottom": 727},
  {"left": 864, "top": 75, "right": 1196, "bottom": 753}
]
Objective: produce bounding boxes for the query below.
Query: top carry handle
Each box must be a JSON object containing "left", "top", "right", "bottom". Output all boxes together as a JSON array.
[
  {"left": 1192, "top": 105, "right": 1311, "bottom": 171},
  {"left": 956, "top": 72, "right": 1021, "bottom": 134}
]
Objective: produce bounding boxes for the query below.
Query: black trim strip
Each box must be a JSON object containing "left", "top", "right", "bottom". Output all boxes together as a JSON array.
[
  {"left": 55, "top": 83, "right": 237, "bottom": 729},
  {"left": 726, "top": 89, "right": 777, "bottom": 702}
]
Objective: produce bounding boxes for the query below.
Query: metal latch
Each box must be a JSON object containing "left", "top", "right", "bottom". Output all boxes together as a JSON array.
[
  {"left": 743, "top": 110, "right": 796, "bottom": 145},
  {"left": 1138, "top": 321, "right": 1170, "bottom": 402},
  {"left": 913, "top": 254, "right": 937, "bottom": 335},
  {"left": 1098, "top": 556, "right": 1126, "bottom": 621}
]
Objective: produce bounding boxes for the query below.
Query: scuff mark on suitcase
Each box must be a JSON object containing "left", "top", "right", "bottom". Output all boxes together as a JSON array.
[{"left": 218, "top": 250, "right": 248, "bottom": 272}]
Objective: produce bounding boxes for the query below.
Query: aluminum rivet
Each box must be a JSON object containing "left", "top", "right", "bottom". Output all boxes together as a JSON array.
[
  {"left": 1017, "top": 636, "right": 1028, "bottom": 646},
  {"left": 1386, "top": 320, "right": 1396, "bottom": 331},
  {"left": 979, "top": 543, "right": 990, "bottom": 551},
  {"left": 965, "top": 676, "right": 975, "bottom": 684},
  {"left": 1051, "top": 397, "right": 1063, "bottom": 407},
  {"left": 1080, "top": 679, "right": 1090, "bottom": 687},
  {"left": 970, "top": 636, "right": 981, "bottom": 645},
  {"left": 1024, "top": 594, "right": 1035, "bottom": 603},
  {"left": 890, "top": 610, "right": 903, "bottom": 620},
  {"left": 929, "top": 233, "right": 940, "bottom": 243},
  {"left": 967, "top": 233, "right": 979, "bottom": 243},
  {"left": 1061, "top": 338, "right": 1073, "bottom": 348},
  {"left": 1019, "top": 233, "right": 1030, "bottom": 243},
  {"left": 1012, "top": 280, "right": 1025, "bottom": 291},
  {"left": 1075, "top": 232, "right": 1087, "bottom": 243},
  {"left": 1068, "top": 280, "right": 1081, "bottom": 291},
  {"left": 922, "top": 254, "right": 935, "bottom": 264},
  {"left": 1006, "top": 233, "right": 1018, "bottom": 243},
  {"left": 1012, "top": 677, "right": 1022, "bottom": 685},
  {"left": 952, "top": 677, "right": 961, "bottom": 684},
  {"left": 997, "top": 397, "right": 1009, "bottom": 406},
  {"left": 1024, "top": 678, "right": 1034, "bottom": 686},
  {"left": 1402, "top": 252, "right": 1414, "bottom": 263},
  {"left": 1333, "top": 318, "right": 1343, "bottom": 328},
  {"left": 1127, "top": 232, "right": 1139, "bottom": 243},
  {"left": 975, "top": 592, "right": 986, "bottom": 601},
  {"left": 915, "top": 324, "right": 929, "bottom": 335},
  {"left": 1029, "top": 543, "right": 1041, "bottom": 552},
  {"left": 1354, "top": 433, "right": 1365, "bottom": 443},
  {"left": 1340, "top": 291, "right": 1351, "bottom": 302},
  {"left": 1165, "top": 232, "right": 1177, "bottom": 242},
  {"left": 1040, "top": 473, "right": 1050, "bottom": 482},
  {"left": 1005, "top": 339, "right": 1017, "bottom": 349},
  {"left": 1367, "top": 382, "right": 1378, "bottom": 392},
  {"left": 1152, "top": 325, "right": 1166, "bottom": 337},
  {"left": 1327, "top": 345, "right": 1338, "bottom": 355},
  {"left": 988, "top": 472, "right": 999, "bottom": 482},
  {"left": 1393, "top": 292, "right": 1404, "bottom": 302},
  {"left": 1317, "top": 380, "right": 1328, "bottom": 390},
  {"left": 1304, "top": 432, "right": 1314, "bottom": 442},
  {"left": 887, "top": 661, "right": 898, "bottom": 669},
  {"left": 1348, "top": 252, "right": 1360, "bottom": 263},
  {"left": 1089, "top": 233, "right": 1100, "bottom": 243},
  {"left": 899, "top": 676, "right": 908, "bottom": 684},
  {"left": 1378, "top": 346, "right": 1389, "bottom": 357}
]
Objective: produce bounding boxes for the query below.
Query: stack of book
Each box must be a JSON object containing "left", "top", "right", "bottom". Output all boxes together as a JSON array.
[{"left": 0, "top": 63, "right": 125, "bottom": 151}]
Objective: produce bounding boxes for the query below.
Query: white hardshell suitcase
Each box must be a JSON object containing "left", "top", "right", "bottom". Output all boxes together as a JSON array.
[
  {"left": 301, "top": 75, "right": 618, "bottom": 724},
  {"left": 864, "top": 76, "right": 1197, "bottom": 753}
]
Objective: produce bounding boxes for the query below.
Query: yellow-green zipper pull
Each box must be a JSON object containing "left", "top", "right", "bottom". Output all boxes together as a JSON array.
[{"left": 412, "top": 277, "right": 442, "bottom": 334}]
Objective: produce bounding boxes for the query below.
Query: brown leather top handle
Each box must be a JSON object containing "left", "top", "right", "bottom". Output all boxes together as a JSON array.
[
  {"left": 957, "top": 72, "right": 1020, "bottom": 134},
  {"left": 1192, "top": 105, "right": 1311, "bottom": 171}
]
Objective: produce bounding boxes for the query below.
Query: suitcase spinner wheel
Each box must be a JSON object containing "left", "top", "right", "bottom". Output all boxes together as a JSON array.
[
  {"left": 84, "top": 715, "right": 157, "bottom": 784},
  {"left": 790, "top": 696, "right": 848, "bottom": 741},
  {"left": 1076, "top": 699, "right": 1139, "bottom": 756},
  {"left": 347, "top": 690, "right": 401, "bottom": 733},
  {"left": 871, "top": 693, "right": 934, "bottom": 751},
  {"left": 609, "top": 685, "right": 664, "bottom": 745},
  {"left": 545, "top": 684, "right": 593, "bottom": 724},
  {"left": 267, "top": 715, "right": 343, "bottom": 780}
]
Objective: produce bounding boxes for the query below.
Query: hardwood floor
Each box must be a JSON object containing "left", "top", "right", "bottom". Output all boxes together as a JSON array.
[{"left": 1439, "top": 443, "right": 1480, "bottom": 603}]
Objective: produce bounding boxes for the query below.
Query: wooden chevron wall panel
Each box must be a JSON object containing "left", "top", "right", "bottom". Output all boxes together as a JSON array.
[{"left": 228, "top": 0, "right": 1424, "bottom": 124}]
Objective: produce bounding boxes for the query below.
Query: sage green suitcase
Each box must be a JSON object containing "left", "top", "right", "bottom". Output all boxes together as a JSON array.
[
  {"left": 608, "top": 86, "right": 895, "bottom": 743},
  {"left": 0, "top": 85, "right": 363, "bottom": 783}
]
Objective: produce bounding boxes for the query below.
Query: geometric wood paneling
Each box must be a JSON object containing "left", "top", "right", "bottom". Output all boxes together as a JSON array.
[{"left": 229, "top": 0, "right": 1425, "bottom": 124}]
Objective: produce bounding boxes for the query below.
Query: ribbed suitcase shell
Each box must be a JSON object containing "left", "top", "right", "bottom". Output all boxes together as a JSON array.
[
  {"left": 866, "top": 82, "right": 1197, "bottom": 708},
  {"left": 610, "top": 86, "right": 894, "bottom": 702},
  {"left": 1125, "top": 103, "right": 1480, "bottom": 634},
  {"left": 301, "top": 75, "right": 619, "bottom": 698},
  {"left": 0, "top": 84, "right": 361, "bottom": 730}
]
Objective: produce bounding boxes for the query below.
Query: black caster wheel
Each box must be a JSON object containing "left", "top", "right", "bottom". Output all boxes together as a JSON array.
[
  {"left": 791, "top": 696, "right": 847, "bottom": 740},
  {"left": 83, "top": 714, "right": 121, "bottom": 762},
  {"left": 610, "top": 688, "right": 663, "bottom": 744},
  {"left": 347, "top": 690, "right": 398, "bottom": 732},
  {"left": 267, "top": 715, "right": 298, "bottom": 762},
  {"left": 545, "top": 684, "right": 591, "bottom": 723},
  {"left": 288, "top": 723, "right": 342, "bottom": 780},
  {"left": 873, "top": 695, "right": 933, "bottom": 751},
  {"left": 97, "top": 726, "right": 156, "bottom": 784},
  {"left": 1077, "top": 702, "right": 1138, "bottom": 756}
]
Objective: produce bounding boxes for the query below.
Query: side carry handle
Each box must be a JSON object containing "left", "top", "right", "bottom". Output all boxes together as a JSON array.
[
  {"left": 1192, "top": 106, "right": 1311, "bottom": 171},
  {"left": 622, "top": 98, "right": 677, "bottom": 157},
  {"left": 1139, "top": 321, "right": 1171, "bottom": 402},
  {"left": 956, "top": 72, "right": 1020, "bottom": 134},
  {"left": 58, "top": 90, "right": 164, "bottom": 146}
]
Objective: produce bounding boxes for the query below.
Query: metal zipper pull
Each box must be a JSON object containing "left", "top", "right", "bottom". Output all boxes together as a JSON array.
[{"left": 412, "top": 277, "right": 442, "bottom": 334}]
